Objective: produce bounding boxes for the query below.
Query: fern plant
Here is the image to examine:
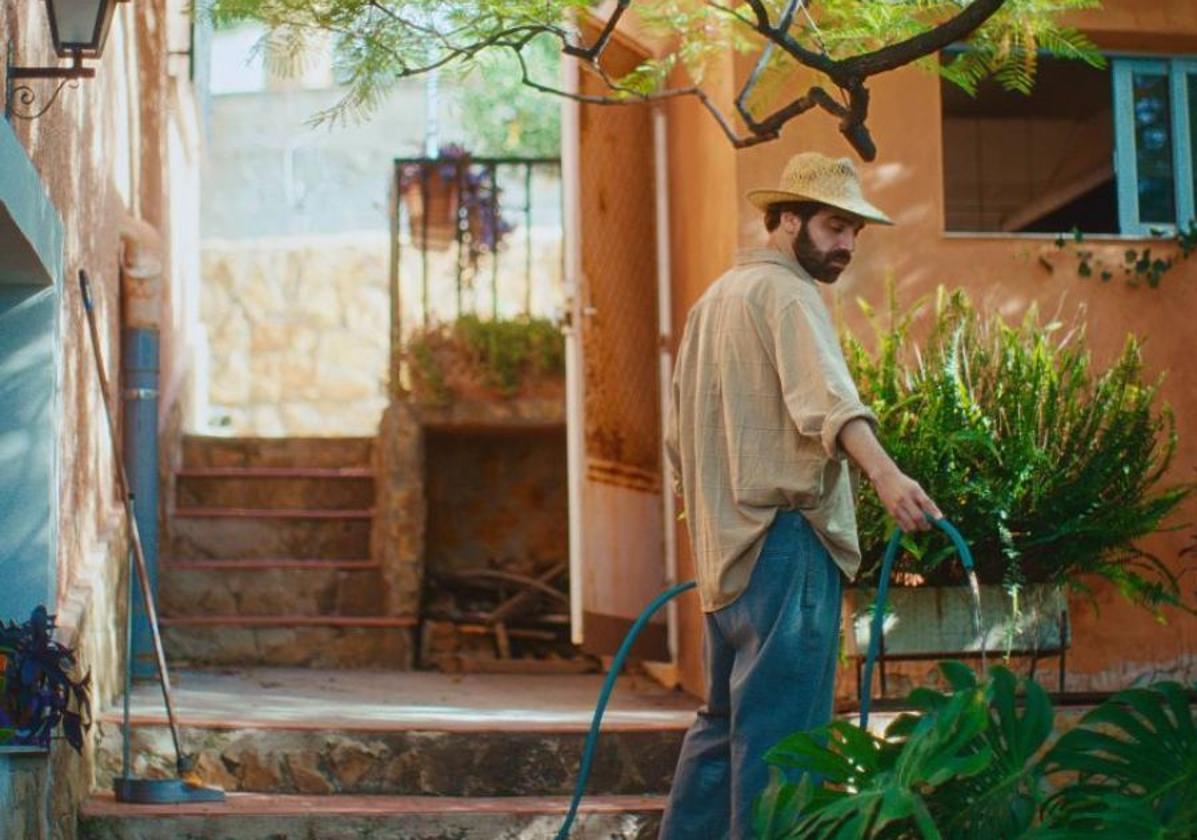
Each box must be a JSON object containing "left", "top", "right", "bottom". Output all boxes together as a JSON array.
[{"left": 843, "top": 287, "right": 1191, "bottom": 613}]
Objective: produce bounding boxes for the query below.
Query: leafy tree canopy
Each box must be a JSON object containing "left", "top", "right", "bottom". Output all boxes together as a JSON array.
[{"left": 206, "top": 0, "right": 1104, "bottom": 159}]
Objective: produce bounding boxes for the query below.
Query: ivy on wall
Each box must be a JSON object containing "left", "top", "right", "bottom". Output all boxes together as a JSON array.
[{"left": 1054, "top": 222, "right": 1197, "bottom": 288}]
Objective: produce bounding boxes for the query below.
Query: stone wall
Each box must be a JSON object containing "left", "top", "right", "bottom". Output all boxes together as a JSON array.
[
  {"left": 201, "top": 233, "right": 391, "bottom": 435},
  {"left": 373, "top": 396, "right": 566, "bottom": 620},
  {"left": 201, "top": 231, "right": 566, "bottom": 436},
  {"left": 0, "top": 0, "right": 201, "bottom": 833}
]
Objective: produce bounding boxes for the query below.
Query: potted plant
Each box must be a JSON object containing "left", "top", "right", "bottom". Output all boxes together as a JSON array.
[
  {"left": 754, "top": 661, "right": 1197, "bottom": 838},
  {"left": 841, "top": 288, "right": 1190, "bottom": 673},
  {"left": 399, "top": 144, "right": 514, "bottom": 259},
  {"left": 0, "top": 606, "right": 92, "bottom": 753}
]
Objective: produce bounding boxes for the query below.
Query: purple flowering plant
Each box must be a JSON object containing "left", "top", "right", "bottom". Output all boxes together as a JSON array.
[
  {"left": 398, "top": 143, "right": 515, "bottom": 258},
  {"left": 0, "top": 606, "right": 91, "bottom": 752}
]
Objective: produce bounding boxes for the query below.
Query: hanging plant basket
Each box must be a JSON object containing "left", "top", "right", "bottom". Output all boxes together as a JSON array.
[
  {"left": 399, "top": 146, "right": 515, "bottom": 259},
  {"left": 400, "top": 158, "right": 465, "bottom": 253}
]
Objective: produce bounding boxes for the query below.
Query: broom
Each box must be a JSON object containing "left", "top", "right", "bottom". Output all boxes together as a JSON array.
[{"left": 80, "top": 269, "right": 224, "bottom": 803}]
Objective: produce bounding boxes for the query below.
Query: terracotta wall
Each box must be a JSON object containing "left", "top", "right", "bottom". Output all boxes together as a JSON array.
[
  {"left": 665, "top": 0, "right": 1197, "bottom": 697},
  {"left": 0, "top": 0, "right": 200, "bottom": 834}
]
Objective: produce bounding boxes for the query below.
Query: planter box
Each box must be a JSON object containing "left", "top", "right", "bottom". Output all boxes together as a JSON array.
[{"left": 847, "top": 583, "right": 1069, "bottom": 659}]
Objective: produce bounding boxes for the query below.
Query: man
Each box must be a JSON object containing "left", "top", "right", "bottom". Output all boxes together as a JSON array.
[{"left": 660, "top": 151, "right": 942, "bottom": 839}]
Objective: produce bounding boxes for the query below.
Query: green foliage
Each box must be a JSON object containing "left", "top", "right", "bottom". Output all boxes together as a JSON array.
[
  {"left": 202, "top": 0, "right": 1105, "bottom": 134},
  {"left": 455, "top": 34, "right": 561, "bottom": 158},
  {"left": 455, "top": 313, "right": 565, "bottom": 393},
  {"left": 755, "top": 661, "right": 1197, "bottom": 839},
  {"left": 0, "top": 607, "right": 92, "bottom": 753},
  {"left": 843, "top": 287, "right": 1191, "bottom": 612},
  {"left": 404, "top": 314, "right": 565, "bottom": 402},
  {"left": 1058, "top": 222, "right": 1197, "bottom": 288}
]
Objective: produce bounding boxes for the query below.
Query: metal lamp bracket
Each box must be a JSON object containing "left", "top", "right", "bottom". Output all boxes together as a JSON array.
[{"left": 6, "top": 41, "right": 96, "bottom": 121}]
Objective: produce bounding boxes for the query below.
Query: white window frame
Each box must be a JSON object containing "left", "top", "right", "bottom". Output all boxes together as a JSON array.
[{"left": 1113, "top": 57, "right": 1197, "bottom": 235}]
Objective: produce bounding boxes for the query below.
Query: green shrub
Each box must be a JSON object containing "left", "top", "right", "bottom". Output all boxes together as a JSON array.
[
  {"left": 843, "top": 287, "right": 1190, "bottom": 612},
  {"left": 404, "top": 314, "right": 564, "bottom": 401},
  {"left": 454, "top": 313, "right": 565, "bottom": 394},
  {"left": 755, "top": 661, "right": 1197, "bottom": 839}
]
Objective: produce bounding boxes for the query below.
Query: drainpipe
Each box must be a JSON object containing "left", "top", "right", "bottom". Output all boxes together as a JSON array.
[
  {"left": 652, "top": 105, "right": 679, "bottom": 664},
  {"left": 120, "top": 216, "right": 164, "bottom": 680}
]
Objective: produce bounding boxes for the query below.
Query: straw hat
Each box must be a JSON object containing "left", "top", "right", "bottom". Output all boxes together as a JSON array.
[{"left": 747, "top": 151, "right": 893, "bottom": 226}]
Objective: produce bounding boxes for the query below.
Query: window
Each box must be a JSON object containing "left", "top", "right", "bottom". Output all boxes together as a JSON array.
[
  {"left": 941, "top": 54, "right": 1197, "bottom": 236},
  {"left": 1113, "top": 58, "right": 1197, "bottom": 234}
]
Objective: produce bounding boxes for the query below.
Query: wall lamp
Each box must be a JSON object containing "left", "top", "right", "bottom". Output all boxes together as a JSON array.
[{"left": 6, "top": 0, "right": 128, "bottom": 120}]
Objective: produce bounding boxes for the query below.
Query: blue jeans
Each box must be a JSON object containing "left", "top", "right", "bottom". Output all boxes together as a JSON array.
[{"left": 660, "top": 510, "right": 843, "bottom": 840}]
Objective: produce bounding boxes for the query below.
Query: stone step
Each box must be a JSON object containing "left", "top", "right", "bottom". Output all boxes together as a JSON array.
[
  {"left": 159, "top": 562, "right": 385, "bottom": 617},
  {"left": 169, "top": 515, "right": 372, "bottom": 561},
  {"left": 161, "top": 617, "right": 416, "bottom": 669},
  {"left": 177, "top": 469, "right": 375, "bottom": 511},
  {"left": 183, "top": 436, "right": 375, "bottom": 469},
  {"left": 93, "top": 718, "right": 683, "bottom": 797},
  {"left": 78, "top": 793, "right": 664, "bottom": 840}
]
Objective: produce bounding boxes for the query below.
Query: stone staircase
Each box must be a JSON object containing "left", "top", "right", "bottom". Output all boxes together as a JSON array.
[
  {"left": 159, "top": 436, "right": 415, "bottom": 668},
  {"left": 77, "top": 435, "right": 688, "bottom": 838},
  {"left": 79, "top": 669, "right": 683, "bottom": 838}
]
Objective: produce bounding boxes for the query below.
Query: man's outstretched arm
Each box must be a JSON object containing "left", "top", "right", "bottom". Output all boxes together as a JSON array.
[{"left": 839, "top": 417, "right": 942, "bottom": 533}]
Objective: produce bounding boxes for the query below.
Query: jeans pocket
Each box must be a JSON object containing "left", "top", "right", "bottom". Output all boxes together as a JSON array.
[{"left": 797, "top": 522, "right": 825, "bottom": 611}]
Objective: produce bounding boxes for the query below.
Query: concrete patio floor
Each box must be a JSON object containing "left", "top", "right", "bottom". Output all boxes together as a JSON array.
[{"left": 101, "top": 668, "right": 702, "bottom": 732}]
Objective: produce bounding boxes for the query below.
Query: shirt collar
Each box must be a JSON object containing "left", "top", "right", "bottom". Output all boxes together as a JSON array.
[{"left": 735, "top": 248, "right": 815, "bottom": 284}]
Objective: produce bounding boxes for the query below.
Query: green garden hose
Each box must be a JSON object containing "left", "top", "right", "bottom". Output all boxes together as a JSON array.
[{"left": 555, "top": 516, "right": 975, "bottom": 838}]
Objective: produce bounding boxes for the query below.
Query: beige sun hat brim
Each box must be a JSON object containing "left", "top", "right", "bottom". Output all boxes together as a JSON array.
[{"left": 746, "top": 188, "right": 894, "bottom": 226}]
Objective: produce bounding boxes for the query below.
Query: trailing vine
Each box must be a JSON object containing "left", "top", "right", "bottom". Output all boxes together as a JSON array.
[{"left": 1055, "top": 221, "right": 1197, "bottom": 288}]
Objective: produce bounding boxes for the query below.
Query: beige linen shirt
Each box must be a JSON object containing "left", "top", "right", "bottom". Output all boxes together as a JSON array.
[{"left": 665, "top": 248, "right": 877, "bottom": 612}]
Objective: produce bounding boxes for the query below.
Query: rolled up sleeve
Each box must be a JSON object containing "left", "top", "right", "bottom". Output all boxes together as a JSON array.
[{"left": 773, "top": 299, "right": 877, "bottom": 460}]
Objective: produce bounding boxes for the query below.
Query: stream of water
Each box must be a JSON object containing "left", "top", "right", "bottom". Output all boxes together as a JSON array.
[{"left": 965, "top": 569, "right": 987, "bottom": 678}]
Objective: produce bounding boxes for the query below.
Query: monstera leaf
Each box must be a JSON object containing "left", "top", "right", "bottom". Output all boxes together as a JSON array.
[
  {"left": 1034, "top": 681, "right": 1197, "bottom": 838},
  {"left": 935, "top": 664, "right": 1053, "bottom": 837},
  {"left": 755, "top": 663, "right": 1055, "bottom": 840}
]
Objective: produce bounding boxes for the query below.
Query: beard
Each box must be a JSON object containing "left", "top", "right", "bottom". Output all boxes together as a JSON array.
[{"left": 793, "top": 224, "right": 851, "bottom": 283}]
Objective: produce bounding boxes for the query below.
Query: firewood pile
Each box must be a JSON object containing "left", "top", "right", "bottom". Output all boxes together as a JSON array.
[{"left": 419, "top": 561, "right": 598, "bottom": 673}]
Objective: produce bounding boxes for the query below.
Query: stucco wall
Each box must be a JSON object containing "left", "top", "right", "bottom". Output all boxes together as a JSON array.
[
  {"left": 665, "top": 1, "right": 1197, "bottom": 697},
  {"left": 0, "top": 0, "right": 201, "bottom": 833}
]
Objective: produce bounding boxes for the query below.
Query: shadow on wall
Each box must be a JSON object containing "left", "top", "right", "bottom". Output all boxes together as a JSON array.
[{"left": 0, "top": 284, "right": 55, "bottom": 624}]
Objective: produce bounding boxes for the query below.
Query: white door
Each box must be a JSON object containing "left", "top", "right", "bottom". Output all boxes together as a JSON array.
[{"left": 562, "top": 51, "right": 669, "bottom": 660}]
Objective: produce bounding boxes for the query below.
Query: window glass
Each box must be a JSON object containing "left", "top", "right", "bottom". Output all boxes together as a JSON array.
[
  {"left": 1131, "top": 71, "right": 1175, "bottom": 225},
  {"left": 1189, "top": 72, "right": 1197, "bottom": 226},
  {"left": 940, "top": 56, "right": 1117, "bottom": 234}
]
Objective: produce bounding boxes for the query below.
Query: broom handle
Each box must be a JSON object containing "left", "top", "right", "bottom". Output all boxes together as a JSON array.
[{"left": 79, "top": 270, "right": 185, "bottom": 766}]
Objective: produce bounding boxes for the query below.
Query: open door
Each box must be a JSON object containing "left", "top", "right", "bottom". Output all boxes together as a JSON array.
[{"left": 562, "top": 46, "right": 669, "bottom": 661}]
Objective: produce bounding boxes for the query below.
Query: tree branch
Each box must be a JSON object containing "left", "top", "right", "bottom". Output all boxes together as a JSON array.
[
  {"left": 563, "top": 0, "right": 631, "bottom": 61},
  {"left": 235, "top": 0, "right": 1014, "bottom": 159},
  {"left": 836, "top": 0, "right": 1006, "bottom": 79},
  {"left": 733, "top": 0, "right": 806, "bottom": 132}
]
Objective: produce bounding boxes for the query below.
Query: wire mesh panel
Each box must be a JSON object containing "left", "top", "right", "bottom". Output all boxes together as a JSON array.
[{"left": 577, "top": 102, "right": 661, "bottom": 483}]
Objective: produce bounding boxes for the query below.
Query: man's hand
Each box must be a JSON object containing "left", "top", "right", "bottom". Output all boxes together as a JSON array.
[
  {"left": 837, "top": 418, "right": 943, "bottom": 532},
  {"left": 868, "top": 464, "right": 942, "bottom": 532}
]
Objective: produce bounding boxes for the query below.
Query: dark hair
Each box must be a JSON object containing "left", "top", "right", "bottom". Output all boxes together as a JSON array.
[{"left": 763, "top": 200, "right": 824, "bottom": 233}]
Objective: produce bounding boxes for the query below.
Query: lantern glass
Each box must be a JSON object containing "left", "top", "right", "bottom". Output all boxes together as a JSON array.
[{"left": 46, "top": 0, "right": 117, "bottom": 57}]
